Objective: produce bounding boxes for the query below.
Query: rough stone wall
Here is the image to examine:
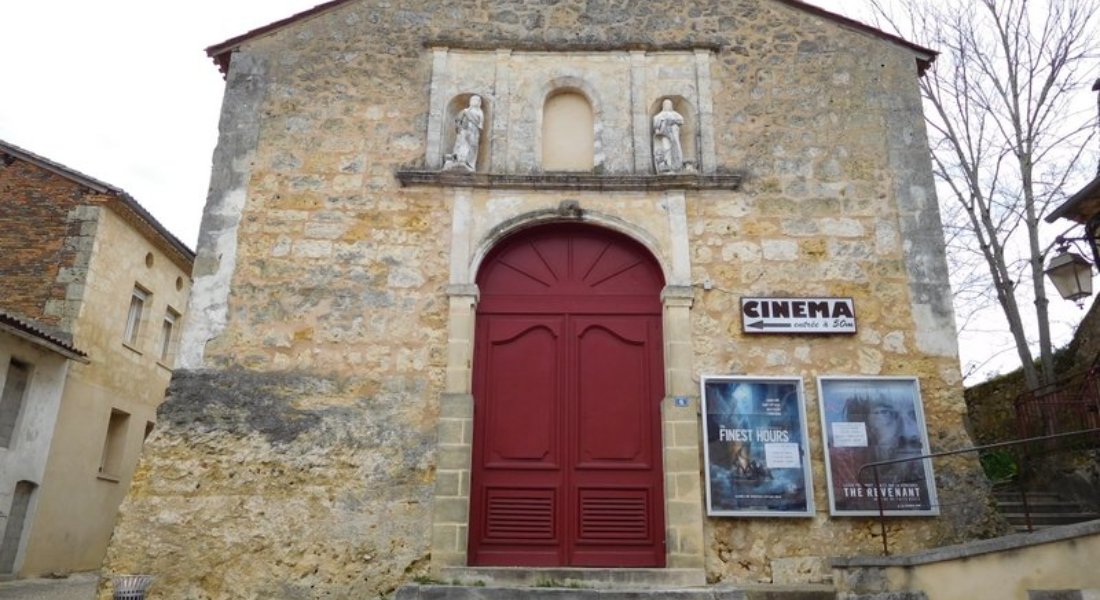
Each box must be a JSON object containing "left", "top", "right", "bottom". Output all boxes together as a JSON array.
[
  {"left": 105, "top": 0, "right": 996, "bottom": 597},
  {"left": 103, "top": 370, "right": 436, "bottom": 598},
  {"left": 0, "top": 158, "right": 103, "bottom": 334},
  {"left": 690, "top": 22, "right": 999, "bottom": 580}
]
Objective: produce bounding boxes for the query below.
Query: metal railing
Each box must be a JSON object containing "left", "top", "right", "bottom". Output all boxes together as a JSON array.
[
  {"left": 1015, "top": 359, "right": 1100, "bottom": 442},
  {"left": 857, "top": 428, "right": 1100, "bottom": 555}
]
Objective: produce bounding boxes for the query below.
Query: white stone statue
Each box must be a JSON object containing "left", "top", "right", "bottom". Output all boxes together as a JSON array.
[
  {"left": 652, "top": 98, "right": 685, "bottom": 174},
  {"left": 444, "top": 95, "right": 484, "bottom": 172}
]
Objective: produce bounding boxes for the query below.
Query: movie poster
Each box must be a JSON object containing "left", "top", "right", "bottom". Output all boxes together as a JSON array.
[
  {"left": 701, "top": 376, "right": 814, "bottom": 517},
  {"left": 817, "top": 377, "right": 939, "bottom": 516}
]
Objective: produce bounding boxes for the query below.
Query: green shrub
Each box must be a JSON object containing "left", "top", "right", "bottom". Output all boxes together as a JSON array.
[{"left": 980, "top": 449, "right": 1019, "bottom": 482}]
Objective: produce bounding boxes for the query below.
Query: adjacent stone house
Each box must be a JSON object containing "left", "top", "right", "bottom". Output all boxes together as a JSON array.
[
  {"left": 105, "top": 0, "right": 999, "bottom": 596},
  {"left": 0, "top": 140, "right": 194, "bottom": 577}
]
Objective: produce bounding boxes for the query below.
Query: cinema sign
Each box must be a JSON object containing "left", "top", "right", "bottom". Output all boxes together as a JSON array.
[{"left": 741, "top": 297, "right": 856, "bottom": 334}]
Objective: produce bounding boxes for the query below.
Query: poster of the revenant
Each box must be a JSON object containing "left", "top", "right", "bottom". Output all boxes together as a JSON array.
[
  {"left": 818, "top": 376, "right": 939, "bottom": 516},
  {"left": 701, "top": 376, "right": 814, "bottom": 517}
]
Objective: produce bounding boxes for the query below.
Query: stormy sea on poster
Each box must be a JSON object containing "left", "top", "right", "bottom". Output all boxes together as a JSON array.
[{"left": 704, "top": 378, "right": 810, "bottom": 516}]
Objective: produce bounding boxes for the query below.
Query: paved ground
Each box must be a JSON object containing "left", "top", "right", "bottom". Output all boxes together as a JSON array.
[{"left": 0, "top": 572, "right": 98, "bottom": 600}]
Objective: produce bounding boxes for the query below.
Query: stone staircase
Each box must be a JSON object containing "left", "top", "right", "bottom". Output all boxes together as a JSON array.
[
  {"left": 993, "top": 482, "right": 1100, "bottom": 532},
  {"left": 394, "top": 568, "right": 839, "bottom": 599}
]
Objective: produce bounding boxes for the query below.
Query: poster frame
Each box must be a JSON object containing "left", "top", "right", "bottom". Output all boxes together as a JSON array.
[
  {"left": 700, "top": 374, "right": 815, "bottom": 518},
  {"left": 817, "top": 375, "right": 940, "bottom": 517}
]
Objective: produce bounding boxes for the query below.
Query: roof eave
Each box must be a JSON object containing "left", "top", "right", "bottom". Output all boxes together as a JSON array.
[
  {"left": 0, "top": 139, "right": 196, "bottom": 270},
  {"left": 775, "top": 0, "right": 938, "bottom": 75},
  {"left": 1046, "top": 174, "right": 1100, "bottom": 224},
  {"left": 206, "top": 0, "right": 355, "bottom": 77},
  {"left": 0, "top": 314, "right": 90, "bottom": 363}
]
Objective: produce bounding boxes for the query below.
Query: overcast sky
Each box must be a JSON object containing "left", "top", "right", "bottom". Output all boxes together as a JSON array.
[{"left": 0, "top": 1, "right": 1090, "bottom": 383}]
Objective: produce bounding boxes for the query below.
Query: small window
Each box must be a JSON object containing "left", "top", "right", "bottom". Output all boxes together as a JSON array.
[
  {"left": 159, "top": 308, "right": 179, "bottom": 363},
  {"left": 0, "top": 360, "right": 30, "bottom": 448},
  {"left": 143, "top": 420, "right": 155, "bottom": 441},
  {"left": 124, "top": 287, "right": 148, "bottom": 347},
  {"left": 99, "top": 408, "right": 130, "bottom": 478}
]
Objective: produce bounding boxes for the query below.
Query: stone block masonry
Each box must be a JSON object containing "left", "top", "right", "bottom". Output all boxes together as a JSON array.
[{"left": 102, "top": 0, "right": 1001, "bottom": 597}]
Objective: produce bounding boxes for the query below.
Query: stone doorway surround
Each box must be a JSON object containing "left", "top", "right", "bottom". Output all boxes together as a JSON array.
[
  {"left": 429, "top": 186, "right": 706, "bottom": 572},
  {"left": 421, "top": 43, "right": 732, "bottom": 573}
]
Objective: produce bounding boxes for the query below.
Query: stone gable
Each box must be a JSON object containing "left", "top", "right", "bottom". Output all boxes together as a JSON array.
[{"left": 104, "top": 1, "right": 1000, "bottom": 597}]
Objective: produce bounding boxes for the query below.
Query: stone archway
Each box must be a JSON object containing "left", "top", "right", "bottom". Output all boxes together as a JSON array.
[
  {"left": 429, "top": 199, "right": 705, "bottom": 573},
  {"left": 467, "top": 222, "right": 667, "bottom": 567}
]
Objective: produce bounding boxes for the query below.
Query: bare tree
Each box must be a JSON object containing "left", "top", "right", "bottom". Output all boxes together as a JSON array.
[{"left": 871, "top": 0, "right": 1099, "bottom": 389}]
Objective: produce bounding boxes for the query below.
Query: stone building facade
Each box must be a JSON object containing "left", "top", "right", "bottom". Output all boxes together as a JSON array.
[
  {"left": 105, "top": 0, "right": 998, "bottom": 597},
  {"left": 0, "top": 140, "right": 194, "bottom": 577}
]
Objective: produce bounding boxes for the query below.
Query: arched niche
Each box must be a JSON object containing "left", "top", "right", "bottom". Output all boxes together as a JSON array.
[
  {"left": 442, "top": 93, "right": 491, "bottom": 173},
  {"left": 541, "top": 89, "right": 595, "bottom": 172},
  {"left": 649, "top": 96, "right": 697, "bottom": 172}
]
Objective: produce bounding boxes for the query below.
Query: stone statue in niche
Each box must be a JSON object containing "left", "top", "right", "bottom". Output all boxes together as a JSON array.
[
  {"left": 652, "top": 98, "right": 685, "bottom": 174},
  {"left": 443, "top": 95, "right": 484, "bottom": 172}
]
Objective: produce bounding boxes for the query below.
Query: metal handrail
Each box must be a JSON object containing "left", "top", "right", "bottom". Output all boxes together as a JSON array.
[
  {"left": 856, "top": 427, "right": 1100, "bottom": 555},
  {"left": 1014, "top": 363, "right": 1100, "bottom": 439}
]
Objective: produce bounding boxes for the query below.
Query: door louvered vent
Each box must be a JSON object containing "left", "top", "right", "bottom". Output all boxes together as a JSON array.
[
  {"left": 579, "top": 490, "right": 649, "bottom": 541},
  {"left": 485, "top": 489, "right": 555, "bottom": 541}
]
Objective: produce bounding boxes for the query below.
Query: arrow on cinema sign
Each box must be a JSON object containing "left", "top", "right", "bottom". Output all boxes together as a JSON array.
[
  {"left": 745, "top": 320, "right": 792, "bottom": 330},
  {"left": 740, "top": 297, "right": 857, "bottom": 334}
]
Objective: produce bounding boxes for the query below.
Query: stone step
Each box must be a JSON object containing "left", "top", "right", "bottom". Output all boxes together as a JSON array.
[
  {"left": 992, "top": 491, "right": 1065, "bottom": 503},
  {"left": 396, "top": 586, "right": 740, "bottom": 600},
  {"left": 395, "top": 585, "right": 837, "bottom": 600},
  {"left": 996, "top": 500, "right": 1093, "bottom": 513},
  {"left": 436, "top": 567, "right": 706, "bottom": 590},
  {"left": 1001, "top": 512, "right": 1100, "bottom": 526},
  {"left": 840, "top": 590, "right": 928, "bottom": 594}
]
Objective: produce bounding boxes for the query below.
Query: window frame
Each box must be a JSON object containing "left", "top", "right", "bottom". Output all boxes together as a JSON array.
[
  {"left": 98, "top": 408, "right": 131, "bottom": 481},
  {"left": 0, "top": 359, "right": 31, "bottom": 449},
  {"left": 123, "top": 286, "right": 149, "bottom": 349},
  {"left": 159, "top": 307, "right": 180, "bottom": 364}
]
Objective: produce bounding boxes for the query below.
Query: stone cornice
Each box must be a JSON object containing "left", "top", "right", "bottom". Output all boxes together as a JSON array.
[{"left": 395, "top": 169, "right": 743, "bottom": 192}]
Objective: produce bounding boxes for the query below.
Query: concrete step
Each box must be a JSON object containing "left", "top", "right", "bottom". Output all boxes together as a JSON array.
[{"left": 395, "top": 585, "right": 837, "bottom": 600}]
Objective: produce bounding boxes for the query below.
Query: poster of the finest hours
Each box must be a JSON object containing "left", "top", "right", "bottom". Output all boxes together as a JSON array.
[
  {"left": 818, "top": 376, "right": 939, "bottom": 516},
  {"left": 701, "top": 376, "right": 814, "bottom": 517}
]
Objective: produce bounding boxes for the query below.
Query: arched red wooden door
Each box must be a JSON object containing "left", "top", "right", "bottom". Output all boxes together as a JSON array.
[{"left": 469, "top": 223, "right": 667, "bottom": 567}]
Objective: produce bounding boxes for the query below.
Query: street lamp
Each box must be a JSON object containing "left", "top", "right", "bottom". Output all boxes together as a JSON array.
[{"left": 1045, "top": 243, "right": 1093, "bottom": 307}]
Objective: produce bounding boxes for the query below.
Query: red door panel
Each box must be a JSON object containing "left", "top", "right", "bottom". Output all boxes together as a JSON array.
[
  {"left": 471, "top": 316, "right": 566, "bottom": 566},
  {"left": 469, "top": 224, "right": 666, "bottom": 567},
  {"left": 483, "top": 319, "right": 560, "bottom": 466},
  {"left": 570, "top": 316, "right": 665, "bottom": 567},
  {"left": 575, "top": 321, "right": 649, "bottom": 466}
]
